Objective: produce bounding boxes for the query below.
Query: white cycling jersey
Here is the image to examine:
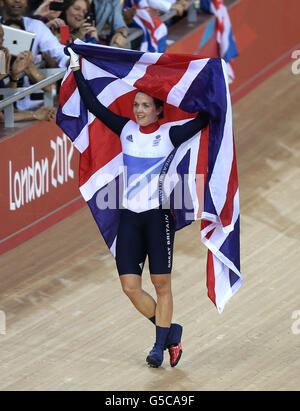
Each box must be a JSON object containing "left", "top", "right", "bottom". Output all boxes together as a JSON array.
[{"left": 120, "top": 120, "right": 176, "bottom": 212}]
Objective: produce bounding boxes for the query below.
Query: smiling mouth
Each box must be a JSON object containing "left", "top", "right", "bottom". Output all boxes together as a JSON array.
[{"left": 11, "top": 6, "right": 23, "bottom": 13}]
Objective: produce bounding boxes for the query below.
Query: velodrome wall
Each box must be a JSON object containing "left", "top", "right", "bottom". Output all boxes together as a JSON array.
[{"left": 0, "top": 122, "right": 84, "bottom": 254}]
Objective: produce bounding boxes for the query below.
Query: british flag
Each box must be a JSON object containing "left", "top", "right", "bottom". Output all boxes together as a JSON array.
[
  {"left": 124, "top": 0, "right": 168, "bottom": 52},
  {"left": 200, "top": 0, "right": 238, "bottom": 83},
  {"left": 56, "top": 40, "right": 242, "bottom": 313}
]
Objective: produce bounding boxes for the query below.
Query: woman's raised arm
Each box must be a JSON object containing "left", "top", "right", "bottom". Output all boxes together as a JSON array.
[{"left": 69, "top": 48, "right": 129, "bottom": 136}]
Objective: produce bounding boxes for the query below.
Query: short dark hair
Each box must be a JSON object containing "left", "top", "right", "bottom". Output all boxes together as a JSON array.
[{"left": 153, "top": 97, "right": 164, "bottom": 119}]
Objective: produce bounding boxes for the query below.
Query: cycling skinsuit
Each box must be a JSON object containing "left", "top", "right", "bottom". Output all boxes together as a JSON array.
[{"left": 74, "top": 70, "right": 208, "bottom": 275}]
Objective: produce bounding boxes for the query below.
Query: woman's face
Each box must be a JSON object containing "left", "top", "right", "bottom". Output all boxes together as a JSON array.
[
  {"left": 65, "top": 0, "right": 88, "bottom": 30},
  {"left": 133, "top": 92, "right": 162, "bottom": 127}
]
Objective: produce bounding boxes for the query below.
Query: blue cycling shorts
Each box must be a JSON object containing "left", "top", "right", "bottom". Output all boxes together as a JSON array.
[{"left": 116, "top": 208, "right": 176, "bottom": 275}]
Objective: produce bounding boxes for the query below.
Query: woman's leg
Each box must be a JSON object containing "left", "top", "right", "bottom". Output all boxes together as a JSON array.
[
  {"left": 150, "top": 274, "right": 173, "bottom": 328},
  {"left": 120, "top": 274, "right": 156, "bottom": 319},
  {"left": 144, "top": 209, "right": 182, "bottom": 367},
  {"left": 145, "top": 209, "right": 175, "bottom": 328},
  {"left": 145, "top": 274, "right": 173, "bottom": 367},
  {"left": 117, "top": 209, "right": 156, "bottom": 318}
]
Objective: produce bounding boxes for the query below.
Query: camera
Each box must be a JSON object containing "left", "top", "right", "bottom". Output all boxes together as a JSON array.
[{"left": 85, "top": 13, "right": 94, "bottom": 25}]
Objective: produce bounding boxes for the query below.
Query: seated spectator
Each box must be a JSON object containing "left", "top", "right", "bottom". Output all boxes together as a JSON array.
[
  {"left": 148, "top": 0, "right": 189, "bottom": 16},
  {"left": 27, "top": 0, "right": 43, "bottom": 13},
  {"left": 122, "top": 6, "right": 136, "bottom": 27},
  {"left": 92, "top": 0, "right": 129, "bottom": 47},
  {"left": 169, "top": 0, "right": 190, "bottom": 16},
  {"left": 32, "top": 0, "right": 66, "bottom": 34},
  {"left": 0, "top": 0, "right": 69, "bottom": 111},
  {"left": 60, "top": 0, "right": 100, "bottom": 44},
  {"left": 1, "top": 0, "right": 68, "bottom": 67},
  {"left": 0, "top": 33, "right": 11, "bottom": 85},
  {"left": 0, "top": 23, "right": 56, "bottom": 122},
  {"left": 9, "top": 50, "right": 52, "bottom": 94},
  {"left": 32, "top": 0, "right": 100, "bottom": 44},
  {"left": 0, "top": 20, "right": 51, "bottom": 92},
  {"left": 0, "top": 106, "right": 56, "bottom": 122},
  {"left": 123, "top": 0, "right": 189, "bottom": 17}
]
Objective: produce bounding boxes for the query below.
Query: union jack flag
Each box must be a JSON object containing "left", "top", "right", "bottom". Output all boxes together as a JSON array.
[
  {"left": 200, "top": 0, "right": 238, "bottom": 83},
  {"left": 56, "top": 40, "right": 242, "bottom": 313},
  {"left": 124, "top": 0, "right": 168, "bottom": 52}
]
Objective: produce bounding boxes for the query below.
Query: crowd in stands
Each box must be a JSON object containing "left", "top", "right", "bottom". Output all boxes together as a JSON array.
[{"left": 0, "top": 0, "right": 190, "bottom": 124}]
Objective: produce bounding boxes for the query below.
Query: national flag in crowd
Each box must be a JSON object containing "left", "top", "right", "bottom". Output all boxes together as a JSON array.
[
  {"left": 56, "top": 40, "right": 242, "bottom": 313},
  {"left": 124, "top": 0, "right": 168, "bottom": 52},
  {"left": 200, "top": 0, "right": 238, "bottom": 83}
]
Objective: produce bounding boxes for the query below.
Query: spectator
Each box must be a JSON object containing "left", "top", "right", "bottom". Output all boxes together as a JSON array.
[
  {"left": 0, "top": 26, "right": 11, "bottom": 85},
  {"left": 10, "top": 50, "right": 52, "bottom": 94},
  {"left": 144, "top": 0, "right": 189, "bottom": 17},
  {"left": 32, "top": 0, "right": 100, "bottom": 44},
  {"left": 0, "top": 20, "right": 51, "bottom": 92},
  {"left": 92, "top": 0, "right": 129, "bottom": 47},
  {"left": 32, "top": 0, "right": 66, "bottom": 34},
  {"left": 122, "top": 6, "right": 136, "bottom": 27},
  {"left": 0, "top": 0, "right": 69, "bottom": 69},
  {"left": 60, "top": 0, "right": 100, "bottom": 43},
  {"left": 0, "top": 0, "right": 69, "bottom": 111},
  {"left": 0, "top": 23, "right": 56, "bottom": 122},
  {"left": 27, "top": 0, "right": 43, "bottom": 13}
]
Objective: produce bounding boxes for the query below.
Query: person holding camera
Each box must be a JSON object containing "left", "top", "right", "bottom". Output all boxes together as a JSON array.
[
  {"left": 32, "top": 0, "right": 99, "bottom": 44},
  {"left": 60, "top": 0, "right": 99, "bottom": 43},
  {"left": 33, "top": 0, "right": 66, "bottom": 33},
  {"left": 0, "top": 0, "right": 68, "bottom": 67},
  {"left": 0, "top": 23, "right": 57, "bottom": 122}
]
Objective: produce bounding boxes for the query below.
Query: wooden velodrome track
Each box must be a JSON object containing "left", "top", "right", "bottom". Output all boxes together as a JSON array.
[{"left": 0, "top": 62, "right": 299, "bottom": 391}]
